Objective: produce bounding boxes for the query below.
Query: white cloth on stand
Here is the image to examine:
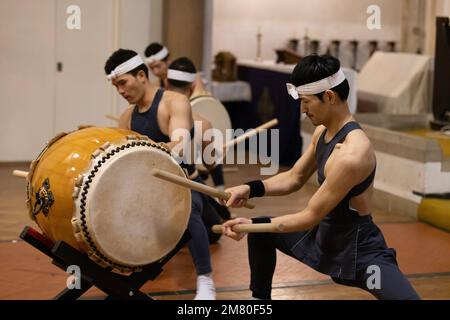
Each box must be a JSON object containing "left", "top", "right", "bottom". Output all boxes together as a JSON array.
[
  {"left": 357, "top": 52, "right": 432, "bottom": 114},
  {"left": 210, "top": 80, "right": 252, "bottom": 102}
]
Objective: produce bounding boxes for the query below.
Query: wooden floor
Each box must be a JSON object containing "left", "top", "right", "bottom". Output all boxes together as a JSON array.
[{"left": 1, "top": 162, "right": 450, "bottom": 300}]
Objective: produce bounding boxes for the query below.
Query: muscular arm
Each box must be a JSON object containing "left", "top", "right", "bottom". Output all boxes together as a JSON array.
[
  {"left": 263, "top": 138, "right": 317, "bottom": 196},
  {"left": 261, "top": 126, "right": 323, "bottom": 196},
  {"left": 224, "top": 126, "right": 323, "bottom": 207},
  {"left": 271, "top": 149, "right": 374, "bottom": 232},
  {"left": 118, "top": 106, "right": 133, "bottom": 130},
  {"left": 165, "top": 95, "right": 194, "bottom": 155}
]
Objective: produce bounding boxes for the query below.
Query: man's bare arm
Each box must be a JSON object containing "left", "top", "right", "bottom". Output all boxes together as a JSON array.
[
  {"left": 261, "top": 126, "right": 324, "bottom": 196},
  {"left": 118, "top": 106, "right": 133, "bottom": 130},
  {"left": 165, "top": 95, "right": 194, "bottom": 155},
  {"left": 223, "top": 126, "right": 324, "bottom": 207},
  {"left": 271, "top": 153, "right": 371, "bottom": 232},
  {"left": 262, "top": 138, "right": 317, "bottom": 196}
]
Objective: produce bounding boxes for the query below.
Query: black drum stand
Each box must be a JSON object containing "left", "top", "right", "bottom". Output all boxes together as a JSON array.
[{"left": 20, "top": 226, "right": 190, "bottom": 300}]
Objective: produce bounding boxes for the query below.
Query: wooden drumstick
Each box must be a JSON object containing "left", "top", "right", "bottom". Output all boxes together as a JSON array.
[
  {"left": 151, "top": 168, "right": 255, "bottom": 209},
  {"left": 223, "top": 118, "right": 278, "bottom": 150},
  {"left": 13, "top": 170, "right": 29, "bottom": 178},
  {"left": 211, "top": 223, "right": 285, "bottom": 234},
  {"left": 106, "top": 114, "right": 120, "bottom": 122}
]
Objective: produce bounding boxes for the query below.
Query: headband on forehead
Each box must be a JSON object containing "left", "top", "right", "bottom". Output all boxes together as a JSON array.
[
  {"left": 167, "top": 69, "right": 196, "bottom": 83},
  {"left": 145, "top": 47, "right": 169, "bottom": 64},
  {"left": 286, "top": 69, "right": 346, "bottom": 99},
  {"left": 106, "top": 55, "right": 145, "bottom": 81}
]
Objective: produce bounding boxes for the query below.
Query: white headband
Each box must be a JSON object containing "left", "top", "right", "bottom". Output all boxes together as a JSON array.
[
  {"left": 167, "top": 69, "right": 196, "bottom": 83},
  {"left": 145, "top": 47, "right": 169, "bottom": 64},
  {"left": 286, "top": 69, "right": 346, "bottom": 99},
  {"left": 106, "top": 55, "right": 145, "bottom": 81}
]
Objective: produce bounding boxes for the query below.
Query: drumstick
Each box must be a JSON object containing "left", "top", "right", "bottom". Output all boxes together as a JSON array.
[
  {"left": 211, "top": 223, "right": 285, "bottom": 234},
  {"left": 223, "top": 118, "right": 278, "bottom": 150},
  {"left": 106, "top": 114, "right": 277, "bottom": 151},
  {"left": 12, "top": 170, "right": 29, "bottom": 178},
  {"left": 106, "top": 114, "right": 120, "bottom": 122},
  {"left": 152, "top": 168, "right": 255, "bottom": 209}
]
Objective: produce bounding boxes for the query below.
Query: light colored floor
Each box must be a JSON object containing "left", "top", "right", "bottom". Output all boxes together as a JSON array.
[{"left": 1, "top": 163, "right": 450, "bottom": 300}]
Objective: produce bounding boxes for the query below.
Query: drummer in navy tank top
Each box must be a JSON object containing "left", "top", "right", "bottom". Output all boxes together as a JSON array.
[
  {"left": 218, "top": 54, "right": 420, "bottom": 300},
  {"left": 104, "top": 48, "right": 216, "bottom": 300}
]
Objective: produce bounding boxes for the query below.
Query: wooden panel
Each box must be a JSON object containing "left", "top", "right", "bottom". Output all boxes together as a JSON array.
[{"left": 163, "top": 0, "right": 204, "bottom": 68}]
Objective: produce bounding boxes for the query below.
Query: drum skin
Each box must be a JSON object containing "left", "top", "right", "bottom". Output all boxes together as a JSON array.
[
  {"left": 26, "top": 127, "right": 191, "bottom": 272},
  {"left": 190, "top": 95, "right": 232, "bottom": 144}
]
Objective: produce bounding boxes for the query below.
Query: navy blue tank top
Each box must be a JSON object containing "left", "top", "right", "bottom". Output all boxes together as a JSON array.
[
  {"left": 131, "top": 88, "right": 170, "bottom": 143},
  {"left": 289, "top": 121, "right": 380, "bottom": 280},
  {"left": 130, "top": 88, "right": 196, "bottom": 175},
  {"left": 315, "top": 122, "right": 375, "bottom": 199}
]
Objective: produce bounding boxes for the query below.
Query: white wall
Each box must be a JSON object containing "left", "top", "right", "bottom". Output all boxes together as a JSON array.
[
  {"left": 212, "top": 0, "right": 402, "bottom": 68},
  {"left": 436, "top": 0, "right": 450, "bottom": 17},
  {"left": 0, "top": 0, "right": 163, "bottom": 161},
  {"left": 113, "top": 0, "right": 163, "bottom": 116},
  {"left": 0, "top": 0, "right": 56, "bottom": 161},
  {"left": 54, "top": 0, "right": 115, "bottom": 133},
  {"left": 117, "top": 0, "right": 163, "bottom": 55},
  {"left": 437, "top": 0, "right": 450, "bottom": 16}
]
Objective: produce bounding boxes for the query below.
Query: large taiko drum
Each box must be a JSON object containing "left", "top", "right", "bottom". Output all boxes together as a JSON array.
[{"left": 26, "top": 127, "right": 191, "bottom": 272}]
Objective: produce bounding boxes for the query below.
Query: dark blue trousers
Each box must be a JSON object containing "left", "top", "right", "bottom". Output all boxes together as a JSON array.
[
  {"left": 248, "top": 226, "right": 420, "bottom": 300},
  {"left": 187, "top": 176, "right": 223, "bottom": 275}
]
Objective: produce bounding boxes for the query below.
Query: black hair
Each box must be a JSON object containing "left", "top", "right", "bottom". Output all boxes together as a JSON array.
[
  {"left": 291, "top": 54, "right": 349, "bottom": 101},
  {"left": 104, "top": 48, "right": 148, "bottom": 79},
  {"left": 167, "top": 57, "right": 197, "bottom": 88},
  {"left": 144, "top": 42, "right": 170, "bottom": 62}
]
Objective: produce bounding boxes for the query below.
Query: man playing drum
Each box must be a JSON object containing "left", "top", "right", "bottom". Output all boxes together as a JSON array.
[
  {"left": 165, "top": 57, "right": 230, "bottom": 221},
  {"left": 219, "top": 54, "right": 420, "bottom": 300},
  {"left": 104, "top": 49, "right": 216, "bottom": 300}
]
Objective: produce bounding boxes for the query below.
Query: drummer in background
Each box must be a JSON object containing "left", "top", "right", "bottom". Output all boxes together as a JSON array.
[
  {"left": 144, "top": 45, "right": 226, "bottom": 206},
  {"left": 166, "top": 57, "right": 230, "bottom": 221},
  {"left": 144, "top": 42, "right": 211, "bottom": 98},
  {"left": 104, "top": 48, "right": 217, "bottom": 300},
  {"left": 144, "top": 42, "right": 171, "bottom": 89},
  {"left": 167, "top": 57, "right": 226, "bottom": 191}
]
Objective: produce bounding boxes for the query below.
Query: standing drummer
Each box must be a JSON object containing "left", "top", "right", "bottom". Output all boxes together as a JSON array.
[{"left": 104, "top": 49, "right": 216, "bottom": 300}]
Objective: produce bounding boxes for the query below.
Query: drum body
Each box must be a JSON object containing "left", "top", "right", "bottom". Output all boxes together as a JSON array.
[{"left": 26, "top": 127, "right": 191, "bottom": 272}]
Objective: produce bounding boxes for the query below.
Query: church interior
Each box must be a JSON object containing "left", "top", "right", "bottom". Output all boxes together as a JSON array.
[{"left": 1, "top": 0, "right": 450, "bottom": 301}]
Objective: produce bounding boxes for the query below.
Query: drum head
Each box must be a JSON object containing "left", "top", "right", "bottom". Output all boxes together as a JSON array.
[
  {"left": 191, "top": 96, "right": 232, "bottom": 143},
  {"left": 75, "top": 143, "right": 191, "bottom": 268}
]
